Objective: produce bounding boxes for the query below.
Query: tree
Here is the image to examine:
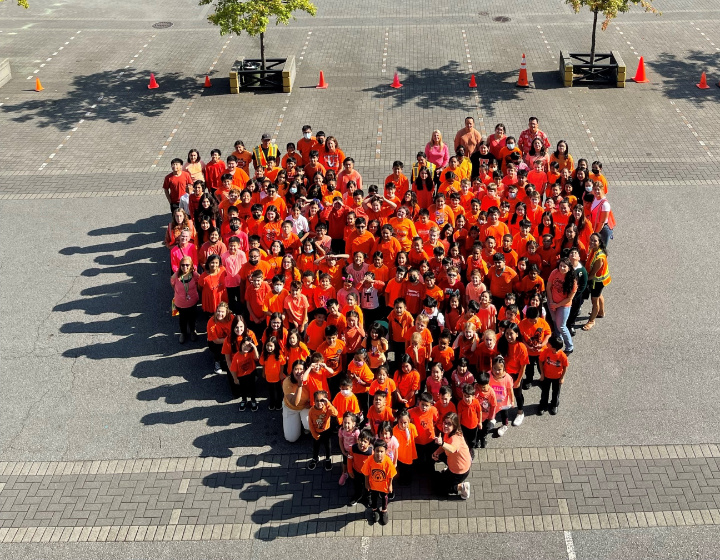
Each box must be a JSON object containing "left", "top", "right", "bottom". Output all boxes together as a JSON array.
[
  {"left": 0, "top": 0, "right": 30, "bottom": 7},
  {"left": 199, "top": 0, "right": 316, "bottom": 70},
  {"left": 566, "top": 0, "right": 659, "bottom": 65}
]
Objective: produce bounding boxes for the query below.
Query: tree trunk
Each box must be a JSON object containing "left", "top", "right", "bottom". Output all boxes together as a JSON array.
[
  {"left": 590, "top": 8, "right": 598, "bottom": 66},
  {"left": 260, "top": 31, "right": 266, "bottom": 71}
]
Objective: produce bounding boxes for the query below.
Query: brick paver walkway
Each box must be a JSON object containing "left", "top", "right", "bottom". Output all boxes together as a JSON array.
[{"left": 1, "top": 444, "right": 719, "bottom": 542}]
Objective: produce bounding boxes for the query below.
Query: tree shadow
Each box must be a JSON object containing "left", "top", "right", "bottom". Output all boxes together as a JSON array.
[
  {"left": 362, "top": 61, "right": 523, "bottom": 119},
  {"left": 201, "top": 452, "right": 442, "bottom": 540},
  {"left": 649, "top": 50, "right": 720, "bottom": 105},
  {"left": 1, "top": 69, "right": 198, "bottom": 131}
]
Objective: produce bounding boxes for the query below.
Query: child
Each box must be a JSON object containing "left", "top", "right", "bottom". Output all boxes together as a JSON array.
[
  {"left": 326, "top": 299, "right": 347, "bottom": 336},
  {"left": 426, "top": 362, "right": 450, "bottom": 401},
  {"left": 367, "top": 321, "right": 389, "bottom": 373},
  {"left": 409, "top": 392, "right": 440, "bottom": 469},
  {"left": 358, "top": 271, "right": 386, "bottom": 328},
  {"left": 387, "top": 298, "right": 414, "bottom": 367},
  {"left": 305, "top": 307, "right": 328, "bottom": 351},
  {"left": 361, "top": 439, "right": 396, "bottom": 526},
  {"left": 538, "top": 335, "right": 569, "bottom": 415},
  {"left": 259, "top": 336, "right": 287, "bottom": 410},
  {"left": 378, "top": 421, "right": 400, "bottom": 500},
  {"left": 308, "top": 390, "right": 338, "bottom": 471},
  {"left": 317, "top": 325, "right": 347, "bottom": 396},
  {"left": 476, "top": 291, "right": 497, "bottom": 333},
  {"left": 207, "top": 302, "right": 233, "bottom": 375},
  {"left": 474, "top": 371, "right": 498, "bottom": 448},
  {"left": 369, "top": 366, "right": 398, "bottom": 403},
  {"left": 245, "top": 270, "right": 272, "bottom": 340},
  {"left": 229, "top": 331, "right": 260, "bottom": 411},
  {"left": 286, "top": 328, "right": 310, "bottom": 368},
  {"left": 367, "top": 390, "right": 395, "bottom": 435},
  {"left": 451, "top": 358, "right": 475, "bottom": 402},
  {"left": 333, "top": 377, "right": 362, "bottom": 421},
  {"left": 343, "top": 310, "right": 366, "bottom": 356},
  {"left": 347, "top": 348, "right": 374, "bottom": 413},
  {"left": 406, "top": 332, "right": 428, "bottom": 379},
  {"left": 435, "top": 386, "right": 457, "bottom": 432},
  {"left": 489, "top": 356, "right": 514, "bottom": 437},
  {"left": 430, "top": 330, "right": 455, "bottom": 375},
  {"left": 284, "top": 280, "right": 310, "bottom": 332},
  {"left": 338, "top": 412, "right": 360, "bottom": 485},
  {"left": 348, "top": 428, "right": 374, "bottom": 506},
  {"left": 457, "top": 383, "right": 482, "bottom": 451},
  {"left": 393, "top": 355, "right": 421, "bottom": 409},
  {"left": 393, "top": 410, "right": 418, "bottom": 485}
]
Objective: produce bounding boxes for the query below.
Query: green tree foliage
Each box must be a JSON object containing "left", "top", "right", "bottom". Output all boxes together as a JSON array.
[
  {"left": 199, "top": 0, "right": 317, "bottom": 69},
  {"left": 0, "top": 0, "right": 30, "bottom": 8}
]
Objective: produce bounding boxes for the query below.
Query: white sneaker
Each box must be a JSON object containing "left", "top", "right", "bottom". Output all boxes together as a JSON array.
[
  {"left": 512, "top": 411, "right": 525, "bottom": 427},
  {"left": 213, "top": 361, "right": 222, "bottom": 374},
  {"left": 488, "top": 418, "right": 498, "bottom": 428},
  {"left": 497, "top": 425, "right": 508, "bottom": 437},
  {"left": 459, "top": 482, "right": 471, "bottom": 500}
]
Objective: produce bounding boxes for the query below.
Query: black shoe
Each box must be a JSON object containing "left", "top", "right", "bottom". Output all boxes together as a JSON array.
[
  {"left": 250, "top": 401, "right": 258, "bottom": 412},
  {"left": 324, "top": 459, "right": 333, "bottom": 471},
  {"left": 550, "top": 406, "right": 558, "bottom": 415},
  {"left": 480, "top": 440, "right": 486, "bottom": 448},
  {"left": 522, "top": 381, "right": 531, "bottom": 391},
  {"left": 473, "top": 441, "right": 480, "bottom": 449},
  {"left": 368, "top": 509, "right": 379, "bottom": 525},
  {"left": 239, "top": 400, "right": 247, "bottom": 411},
  {"left": 565, "top": 349, "right": 573, "bottom": 356},
  {"left": 307, "top": 459, "right": 317, "bottom": 470},
  {"left": 379, "top": 511, "right": 389, "bottom": 525},
  {"left": 537, "top": 408, "right": 545, "bottom": 416},
  {"left": 569, "top": 327, "right": 576, "bottom": 336},
  {"left": 388, "top": 490, "right": 395, "bottom": 501},
  {"left": 348, "top": 496, "right": 361, "bottom": 506}
]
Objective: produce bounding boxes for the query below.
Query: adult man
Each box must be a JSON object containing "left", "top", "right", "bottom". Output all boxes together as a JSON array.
[
  {"left": 252, "top": 133, "right": 281, "bottom": 172},
  {"left": 518, "top": 117, "right": 551, "bottom": 155},
  {"left": 454, "top": 116, "right": 483, "bottom": 156},
  {"left": 162, "top": 158, "right": 193, "bottom": 213}
]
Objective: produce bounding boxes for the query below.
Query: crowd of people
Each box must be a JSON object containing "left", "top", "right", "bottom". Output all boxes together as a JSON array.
[{"left": 163, "top": 116, "right": 614, "bottom": 525}]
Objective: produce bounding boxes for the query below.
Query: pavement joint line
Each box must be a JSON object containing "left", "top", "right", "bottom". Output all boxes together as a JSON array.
[
  {"left": 689, "top": 21, "right": 720, "bottom": 51},
  {"left": 564, "top": 531, "right": 577, "bottom": 560},
  {"left": 461, "top": 29, "right": 487, "bottom": 138},
  {"left": 271, "top": 29, "right": 312, "bottom": 145},
  {"left": 37, "top": 32, "right": 158, "bottom": 171},
  {"left": 26, "top": 29, "right": 81, "bottom": 80},
  {"left": 536, "top": 25, "right": 556, "bottom": 60},
  {"left": 375, "top": 28, "right": 388, "bottom": 160},
  {"left": 669, "top": 101, "right": 713, "bottom": 158},
  {"left": 579, "top": 115, "right": 601, "bottom": 154},
  {"left": 614, "top": 25, "right": 642, "bottom": 59}
]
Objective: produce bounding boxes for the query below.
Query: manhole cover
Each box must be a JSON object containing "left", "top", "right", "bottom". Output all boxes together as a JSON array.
[
  {"left": 478, "top": 11, "right": 489, "bottom": 16},
  {"left": 152, "top": 21, "right": 173, "bottom": 29},
  {"left": 493, "top": 16, "right": 511, "bottom": 22}
]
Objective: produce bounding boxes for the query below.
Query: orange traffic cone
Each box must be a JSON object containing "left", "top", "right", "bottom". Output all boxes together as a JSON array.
[
  {"left": 469, "top": 74, "right": 477, "bottom": 88},
  {"left": 517, "top": 54, "right": 530, "bottom": 88},
  {"left": 631, "top": 57, "right": 650, "bottom": 83},
  {"left": 148, "top": 73, "right": 159, "bottom": 89},
  {"left": 697, "top": 71, "right": 710, "bottom": 89},
  {"left": 34, "top": 78, "right": 43, "bottom": 92},
  {"left": 390, "top": 71, "right": 402, "bottom": 89},
  {"left": 316, "top": 71, "right": 328, "bottom": 89},
  {"left": 204, "top": 75, "right": 212, "bottom": 88}
]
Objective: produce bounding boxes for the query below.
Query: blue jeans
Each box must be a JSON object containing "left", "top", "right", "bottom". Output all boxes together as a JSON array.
[
  {"left": 550, "top": 306, "right": 573, "bottom": 352},
  {"left": 599, "top": 224, "right": 613, "bottom": 248}
]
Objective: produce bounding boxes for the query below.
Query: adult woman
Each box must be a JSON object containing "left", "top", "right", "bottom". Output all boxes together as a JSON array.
[
  {"left": 525, "top": 137, "right": 550, "bottom": 171},
  {"left": 388, "top": 206, "right": 418, "bottom": 252},
  {"left": 590, "top": 182, "right": 614, "bottom": 248},
  {"left": 222, "top": 315, "right": 259, "bottom": 402},
  {"left": 549, "top": 140, "right": 574, "bottom": 173},
  {"left": 431, "top": 412, "right": 472, "bottom": 499},
  {"left": 282, "top": 359, "right": 312, "bottom": 442},
  {"left": 558, "top": 223, "right": 586, "bottom": 263},
  {"left": 170, "top": 229, "right": 198, "bottom": 273},
  {"left": 183, "top": 149, "right": 206, "bottom": 182},
  {"left": 486, "top": 123, "right": 507, "bottom": 160},
  {"left": 319, "top": 136, "right": 345, "bottom": 174},
  {"left": 546, "top": 258, "right": 578, "bottom": 354},
  {"left": 165, "top": 207, "right": 196, "bottom": 248},
  {"left": 571, "top": 168, "right": 592, "bottom": 201},
  {"left": 582, "top": 233, "right": 610, "bottom": 331},
  {"left": 171, "top": 256, "right": 200, "bottom": 343},
  {"left": 413, "top": 166, "right": 436, "bottom": 209},
  {"left": 425, "top": 130, "right": 449, "bottom": 171}
]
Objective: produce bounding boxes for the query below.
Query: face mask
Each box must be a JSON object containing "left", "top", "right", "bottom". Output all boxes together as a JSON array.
[
  {"left": 230, "top": 223, "right": 240, "bottom": 231},
  {"left": 305, "top": 248, "right": 313, "bottom": 254},
  {"left": 506, "top": 143, "right": 515, "bottom": 150},
  {"left": 273, "top": 285, "right": 283, "bottom": 294},
  {"left": 340, "top": 389, "right": 352, "bottom": 397},
  {"left": 303, "top": 132, "right": 312, "bottom": 140},
  {"left": 585, "top": 186, "right": 593, "bottom": 192},
  {"left": 289, "top": 186, "right": 297, "bottom": 194},
  {"left": 509, "top": 192, "right": 517, "bottom": 199}
]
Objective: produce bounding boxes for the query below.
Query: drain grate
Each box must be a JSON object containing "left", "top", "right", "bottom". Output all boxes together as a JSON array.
[
  {"left": 478, "top": 11, "right": 489, "bottom": 16},
  {"left": 493, "top": 16, "right": 511, "bottom": 23},
  {"left": 152, "top": 21, "right": 173, "bottom": 29}
]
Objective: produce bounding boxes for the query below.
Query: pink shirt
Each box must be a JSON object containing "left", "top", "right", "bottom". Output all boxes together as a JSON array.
[
  {"left": 170, "top": 243, "right": 198, "bottom": 273},
  {"left": 221, "top": 250, "right": 248, "bottom": 288},
  {"left": 425, "top": 143, "right": 450, "bottom": 168},
  {"left": 489, "top": 373, "right": 513, "bottom": 409},
  {"left": 171, "top": 272, "right": 200, "bottom": 308},
  {"left": 337, "top": 169, "right": 363, "bottom": 193},
  {"left": 547, "top": 269, "right": 577, "bottom": 308},
  {"left": 339, "top": 427, "right": 359, "bottom": 454}
]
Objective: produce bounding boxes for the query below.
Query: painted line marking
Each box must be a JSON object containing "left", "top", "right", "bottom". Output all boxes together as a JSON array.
[
  {"left": 461, "top": 29, "right": 487, "bottom": 138},
  {"left": 564, "top": 531, "right": 577, "bottom": 560}
]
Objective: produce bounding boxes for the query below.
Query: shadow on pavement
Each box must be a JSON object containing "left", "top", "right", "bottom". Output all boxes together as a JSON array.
[
  {"left": 1, "top": 69, "right": 197, "bottom": 131},
  {"left": 649, "top": 50, "right": 720, "bottom": 105},
  {"left": 362, "top": 60, "right": 523, "bottom": 119}
]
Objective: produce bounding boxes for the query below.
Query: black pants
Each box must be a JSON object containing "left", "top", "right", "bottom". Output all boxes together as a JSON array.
[
  {"left": 510, "top": 373, "right": 524, "bottom": 411},
  {"left": 539, "top": 378, "right": 562, "bottom": 410},
  {"left": 478, "top": 419, "right": 492, "bottom": 445},
  {"left": 237, "top": 372, "right": 256, "bottom": 401},
  {"left": 462, "top": 425, "right": 478, "bottom": 448},
  {"left": 396, "top": 461, "right": 413, "bottom": 485},
  {"left": 362, "top": 307, "right": 382, "bottom": 331},
  {"left": 416, "top": 442, "right": 437, "bottom": 468},
  {"left": 330, "top": 238, "right": 345, "bottom": 254},
  {"left": 496, "top": 408, "right": 509, "bottom": 425},
  {"left": 355, "top": 392, "right": 370, "bottom": 416},
  {"left": 433, "top": 457, "right": 469, "bottom": 496},
  {"left": 209, "top": 340, "right": 225, "bottom": 368},
  {"left": 526, "top": 355, "right": 540, "bottom": 384},
  {"left": 567, "top": 295, "right": 583, "bottom": 328},
  {"left": 169, "top": 202, "right": 180, "bottom": 214},
  {"left": 369, "top": 490, "right": 389, "bottom": 511},
  {"left": 312, "top": 429, "right": 332, "bottom": 461},
  {"left": 177, "top": 305, "right": 197, "bottom": 335},
  {"left": 226, "top": 287, "right": 242, "bottom": 316},
  {"left": 491, "top": 296, "right": 505, "bottom": 312},
  {"left": 389, "top": 340, "right": 405, "bottom": 369},
  {"left": 352, "top": 469, "right": 367, "bottom": 503},
  {"left": 248, "top": 319, "right": 265, "bottom": 343},
  {"left": 268, "top": 380, "right": 283, "bottom": 408}
]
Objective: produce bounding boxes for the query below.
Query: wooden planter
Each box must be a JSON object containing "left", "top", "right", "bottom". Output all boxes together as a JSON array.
[
  {"left": 560, "top": 51, "right": 626, "bottom": 88},
  {"left": 229, "top": 56, "right": 296, "bottom": 94}
]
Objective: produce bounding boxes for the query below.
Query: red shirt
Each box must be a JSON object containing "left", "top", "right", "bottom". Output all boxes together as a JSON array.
[{"left": 163, "top": 171, "right": 193, "bottom": 203}]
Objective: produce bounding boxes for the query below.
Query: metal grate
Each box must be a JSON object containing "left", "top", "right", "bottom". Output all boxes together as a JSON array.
[
  {"left": 493, "top": 16, "right": 511, "bottom": 22},
  {"left": 152, "top": 22, "right": 173, "bottom": 29}
]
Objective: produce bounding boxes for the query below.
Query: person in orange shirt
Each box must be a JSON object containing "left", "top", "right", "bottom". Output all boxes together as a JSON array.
[
  {"left": 259, "top": 336, "right": 287, "bottom": 410},
  {"left": 225, "top": 156, "right": 251, "bottom": 193},
  {"left": 366, "top": 390, "right": 395, "bottom": 436},
  {"left": 414, "top": 209, "right": 438, "bottom": 245},
  {"left": 281, "top": 142, "right": 304, "bottom": 169},
  {"left": 538, "top": 335, "right": 569, "bottom": 415},
  {"left": 348, "top": 428, "right": 375, "bottom": 506},
  {"left": 303, "top": 150, "right": 326, "bottom": 182},
  {"left": 388, "top": 206, "right": 418, "bottom": 252},
  {"left": 438, "top": 172, "right": 461, "bottom": 197},
  {"left": 387, "top": 298, "right": 413, "bottom": 364},
  {"left": 385, "top": 161, "right": 410, "bottom": 199},
  {"left": 297, "top": 125, "right": 319, "bottom": 162},
  {"left": 428, "top": 193, "right": 456, "bottom": 228},
  {"left": 228, "top": 330, "right": 260, "bottom": 411},
  {"left": 430, "top": 330, "right": 455, "bottom": 373},
  {"left": 393, "top": 410, "right": 417, "bottom": 485},
  {"left": 457, "top": 383, "right": 482, "bottom": 449},
  {"left": 348, "top": 218, "right": 375, "bottom": 257},
  {"left": 361, "top": 439, "right": 396, "bottom": 526},
  {"left": 317, "top": 324, "right": 346, "bottom": 395},
  {"left": 408, "top": 392, "right": 439, "bottom": 469},
  {"left": 307, "top": 390, "right": 338, "bottom": 471},
  {"left": 512, "top": 219, "right": 536, "bottom": 257},
  {"left": 305, "top": 307, "right": 327, "bottom": 351},
  {"left": 245, "top": 269, "right": 272, "bottom": 339},
  {"left": 231, "top": 140, "right": 253, "bottom": 172},
  {"left": 207, "top": 302, "right": 234, "bottom": 375},
  {"left": 518, "top": 306, "right": 551, "bottom": 390},
  {"left": 332, "top": 378, "right": 361, "bottom": 420}
]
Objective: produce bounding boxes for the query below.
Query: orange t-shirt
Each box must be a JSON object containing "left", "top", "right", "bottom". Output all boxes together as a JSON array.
[
  {"left": 332, "top": 392, "right": 361, "bottom": 418},
  {"left": 430, "top": 346, "right": 455, "bottom": 373},
  {"left": 317, "top": 339, "right": 346, "bottom": 373},
  {"left": 409, "top": 406, "right": 439, "bottom": 445},
  {"left": 287, "top": 342, "right": 310, "bottom": 366},
  {"left": 504, "top": 341, "right": 530, "bottom": 375},
  {"left": 260, "top": 354, "right": 287, "bottom": 383},
  {"left": 367, "top": 405, "right": 395, "bottom": 435},
  {"left": 305, "top": 320, "right": 327, "bottom": 351},
  {"left": 361, "top": 455, "right": 397, "bottom": 493},
  {"left": 393, "top": 424, "right": 418, "bottom": 465},
  {"left": 518, "top": 318, "right": 552, "bottom": 356},
  {"left": 539, "top": 347, "right": 569, "bottom": 379},
  {"left": 230, "top": 352, "right": 257, "bottom": 377},
  {"left": 393, "top": 369, "right": 421, "bottom": 407},
  {"left": 457, "top": 398, "right": 482, "bottom": 429},
  {"left": 347, "top": 360, "right": 374, "bottom": 394},
  {"left": 388, "top": 310, "right": 415, "bottom": 343}
]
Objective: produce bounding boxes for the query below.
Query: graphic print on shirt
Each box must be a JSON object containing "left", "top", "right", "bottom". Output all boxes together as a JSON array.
[{"left": 371, "top": 468, "right": 388, "bottom": 483}]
